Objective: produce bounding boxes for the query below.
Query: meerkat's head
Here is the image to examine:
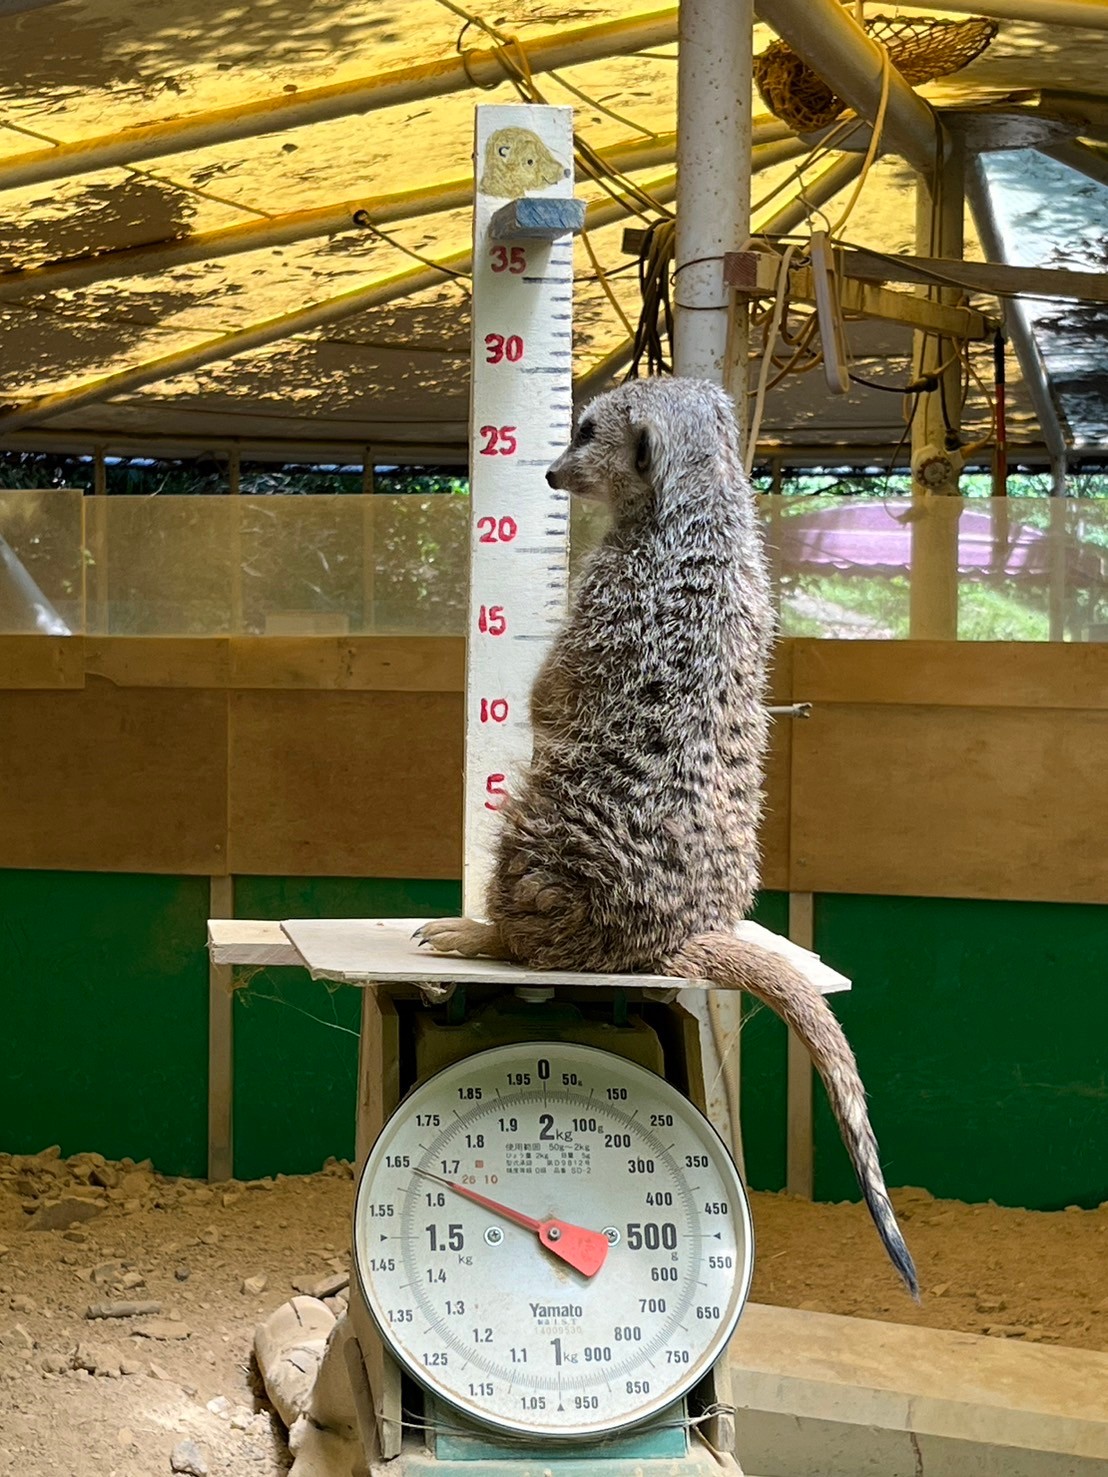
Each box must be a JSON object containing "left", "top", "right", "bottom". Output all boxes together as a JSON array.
[{"left": 547, "top": 377, "right": 745, "bottom": 523}]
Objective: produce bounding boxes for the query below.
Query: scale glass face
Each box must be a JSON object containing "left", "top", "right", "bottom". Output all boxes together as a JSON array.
[{"left": 353, "top": 1041, "right": 753, "bottom": 1440}]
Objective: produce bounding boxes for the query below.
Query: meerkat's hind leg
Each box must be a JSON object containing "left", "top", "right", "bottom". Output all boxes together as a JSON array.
[{"left": 414, "top": 917, "right": 510, "bottom": 959}]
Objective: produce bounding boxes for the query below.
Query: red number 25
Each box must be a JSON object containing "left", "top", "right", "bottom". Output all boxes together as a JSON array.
[{"left": 479, "top": 425, "right": 517, "bottom": 456}]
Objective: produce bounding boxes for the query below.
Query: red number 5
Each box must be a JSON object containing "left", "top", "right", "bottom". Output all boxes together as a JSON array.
[{"left": 484, "top": 774, "right": 509, "bottom": 811}]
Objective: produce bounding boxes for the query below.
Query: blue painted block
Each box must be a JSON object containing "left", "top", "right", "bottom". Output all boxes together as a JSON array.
[{"left": 490, "top": 197, "right": 586, "bottom": 240}]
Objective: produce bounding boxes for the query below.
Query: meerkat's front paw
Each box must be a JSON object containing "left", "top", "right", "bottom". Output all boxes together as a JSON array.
[{"left": 414, "top": 918, "right": 507, "bottom": 959}]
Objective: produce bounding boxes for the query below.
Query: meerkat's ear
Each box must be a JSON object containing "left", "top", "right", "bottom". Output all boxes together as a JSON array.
[{"left": 632, "top": 421, "right": 656, "bottom": 478}]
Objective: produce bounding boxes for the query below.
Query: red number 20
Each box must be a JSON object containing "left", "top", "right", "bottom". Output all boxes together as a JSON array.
[{"left": 477, "top": 515, "right": 518, "bottom": 544}]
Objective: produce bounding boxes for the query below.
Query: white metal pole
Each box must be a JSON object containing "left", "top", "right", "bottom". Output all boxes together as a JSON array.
[
  {"left": 673, "top": 0, "right": 753, "bottom": 388},
  {"left": 673, "top": 0, "right": 755, "bottom": 1176},
  {"left": 909, "top": 141, "right": 966, "bottom": 640}
]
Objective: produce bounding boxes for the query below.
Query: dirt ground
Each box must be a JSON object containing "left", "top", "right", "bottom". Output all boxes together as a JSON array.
[{"left": 1, "top": 1149, "right": 1106, "bottom": 1477}]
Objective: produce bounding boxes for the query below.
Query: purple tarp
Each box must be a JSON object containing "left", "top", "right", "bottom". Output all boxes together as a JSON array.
[{"left": 769, "top": 503, "right": 1103, "bottom": 586}]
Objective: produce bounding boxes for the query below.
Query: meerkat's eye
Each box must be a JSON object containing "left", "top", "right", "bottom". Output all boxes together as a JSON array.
[{"left": 575, "top": 419, "right": 596, "bottom": 446}]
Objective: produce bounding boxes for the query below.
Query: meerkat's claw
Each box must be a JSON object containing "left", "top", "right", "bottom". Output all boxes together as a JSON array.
[{"left": 415, "top": 918, "right": 509, "bottom": 960}]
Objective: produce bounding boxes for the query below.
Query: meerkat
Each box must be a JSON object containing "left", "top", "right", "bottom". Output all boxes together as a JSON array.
[{"left": 418, "top": 377, "right": 918, "bottom": 1298}]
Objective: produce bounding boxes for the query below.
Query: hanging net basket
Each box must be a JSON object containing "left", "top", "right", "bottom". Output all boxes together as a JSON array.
[{"left": 754, "top": 14, "right": 999, "bottom": 134}]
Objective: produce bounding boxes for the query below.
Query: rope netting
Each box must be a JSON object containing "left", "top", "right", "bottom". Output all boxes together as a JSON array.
[{"left": 754, "top": 14, "right": 999, "bottom": 133}]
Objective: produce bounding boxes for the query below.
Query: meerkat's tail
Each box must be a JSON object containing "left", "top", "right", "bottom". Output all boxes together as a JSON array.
[{"left": 671, "top": 932, "right": 919, "bottom": 1300}]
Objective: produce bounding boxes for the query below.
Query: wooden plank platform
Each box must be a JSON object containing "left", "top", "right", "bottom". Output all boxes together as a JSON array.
[{"left": 207, "top": 917, "right": 850, "bottom": 994}]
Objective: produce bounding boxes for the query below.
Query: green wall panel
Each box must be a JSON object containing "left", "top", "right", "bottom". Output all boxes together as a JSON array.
[
  {"left": 738, "top": 891, "right": 791, "bottom": 1194},
  {"left": 0, "top": 869, "right": 209, "bottom": 1177},
  {"left": 230, "top": 877, "right": 461, "bottom": 1181},
  {"left": 811, "top": 894, "right": 1108, "bottom": 1211}
]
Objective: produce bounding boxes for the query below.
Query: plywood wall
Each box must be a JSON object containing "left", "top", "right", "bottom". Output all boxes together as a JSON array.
[{"left": 1, "top": 636, "right": 1104, "bottom": 903}]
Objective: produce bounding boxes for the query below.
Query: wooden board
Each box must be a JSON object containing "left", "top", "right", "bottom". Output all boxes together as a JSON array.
[
  {"left": 281, "top": 916, "right": 684, "bottom": 991},
  {"left": 0, "top": 635, "right": 84, "bottom": 689},
  {"left": 793, "top": 640, "right": 1108, "bottom": 711},
  {"left": 84, "top": 637, "right": 231, "bottom": 689},
  {"left": 790, "top": 703, "right": 1108, "bottom": 903},
  {"left": 762, "top": 642, "right": 794, "bottom": 891},
  {"left": 227, "top": 689, "right": 464, "bottom": 879},
  {"left": 207, "top": 876, "right": 235, "bottom": 1183},
  {"left": 0, "top": 677, "right": 228, "bottom": 874},
  {"left": 274, "top": 917, "right": 848, "bottom": 994},
  {"left": 207, "top": 918, "right": 299, "bottom": 967},
  {"left": 228, "top": 636, "right": 464, "bottom": 692}
]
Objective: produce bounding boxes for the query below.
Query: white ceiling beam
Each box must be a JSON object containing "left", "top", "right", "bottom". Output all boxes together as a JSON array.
[
  {"left": 895, "top": 0, "right": 1108, "bottom": 27},
  {"left": 1040, "top": 137, "right": 1108, "bottom": 190},
  {"left": 0, "top": 129, "right": 690, "bottom": 301},
  {"left": 754, "top": 0, "right": 940, "bottom": 174},
  {"left": 0, "top": 130, "right": 795, "bottom": 302},
  {"left": 0, "top": 172, "right": 678, "bottom": 435},
  {"left": 0, "top": 9, "right": 684, "bottom": 194},
  {"left": 964, "top": 162, "right": 1069, "bottom": 473}
]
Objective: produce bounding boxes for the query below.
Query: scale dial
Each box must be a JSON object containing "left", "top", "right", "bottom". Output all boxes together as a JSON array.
[{"left": 353, "top": 1041, "right": 753, "bottom": 1440}]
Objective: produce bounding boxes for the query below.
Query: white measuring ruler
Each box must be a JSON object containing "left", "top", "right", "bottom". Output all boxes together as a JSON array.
[{"left": 464, "top": 104, "right": 582, "bottom": 916}]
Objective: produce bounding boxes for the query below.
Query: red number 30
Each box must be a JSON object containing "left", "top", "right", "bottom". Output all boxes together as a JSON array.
[{"left": 485, "top": 333, "right": 525, "bottom": 364}]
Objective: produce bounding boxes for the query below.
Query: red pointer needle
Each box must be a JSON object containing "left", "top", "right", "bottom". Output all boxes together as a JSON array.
[{"left": 413, "top": 1168, "right": 609, "bottom": 1278}]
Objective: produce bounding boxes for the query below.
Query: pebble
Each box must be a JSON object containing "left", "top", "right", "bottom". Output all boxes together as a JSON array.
[
  {"left": 292, "top": 1270, "right": 349, "bottom": 1300},
  {"left": 241, "top": 1274, "right": 268, "bottom": 1297},
  {"left": 87, "top": 1300, "right": 163, "bottom": 1320},
  {"left": 175, "top": 1267, "right": 191, "bottom": 1282},
  {"left": 10, "top": 1294, "right": 35, "bottom": 1314},
  {"left": 133, "top": 1318, "right": 191, "bottom": 1341},
  {"left": 0, "top": 1323, "right": 33, "bottom": 1350},
  {"left": 169, "top": 1439, "right": 209, "bottom": 1476},
  {"left": 199, "top": 1228, "right": 219, "bottom": 1247},
  {"left": 148, "top": 1361, "right": 172, "bottom": 1381},
  {"left": 975, "top": 1295, "right": 1007, "bottom": 1314},
  {"left": 24, "top": 1196, "right": 107, "bottom": 1232},
  {"left": 207, "top": 1394, "right": 231, "bottom": 1416}
]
